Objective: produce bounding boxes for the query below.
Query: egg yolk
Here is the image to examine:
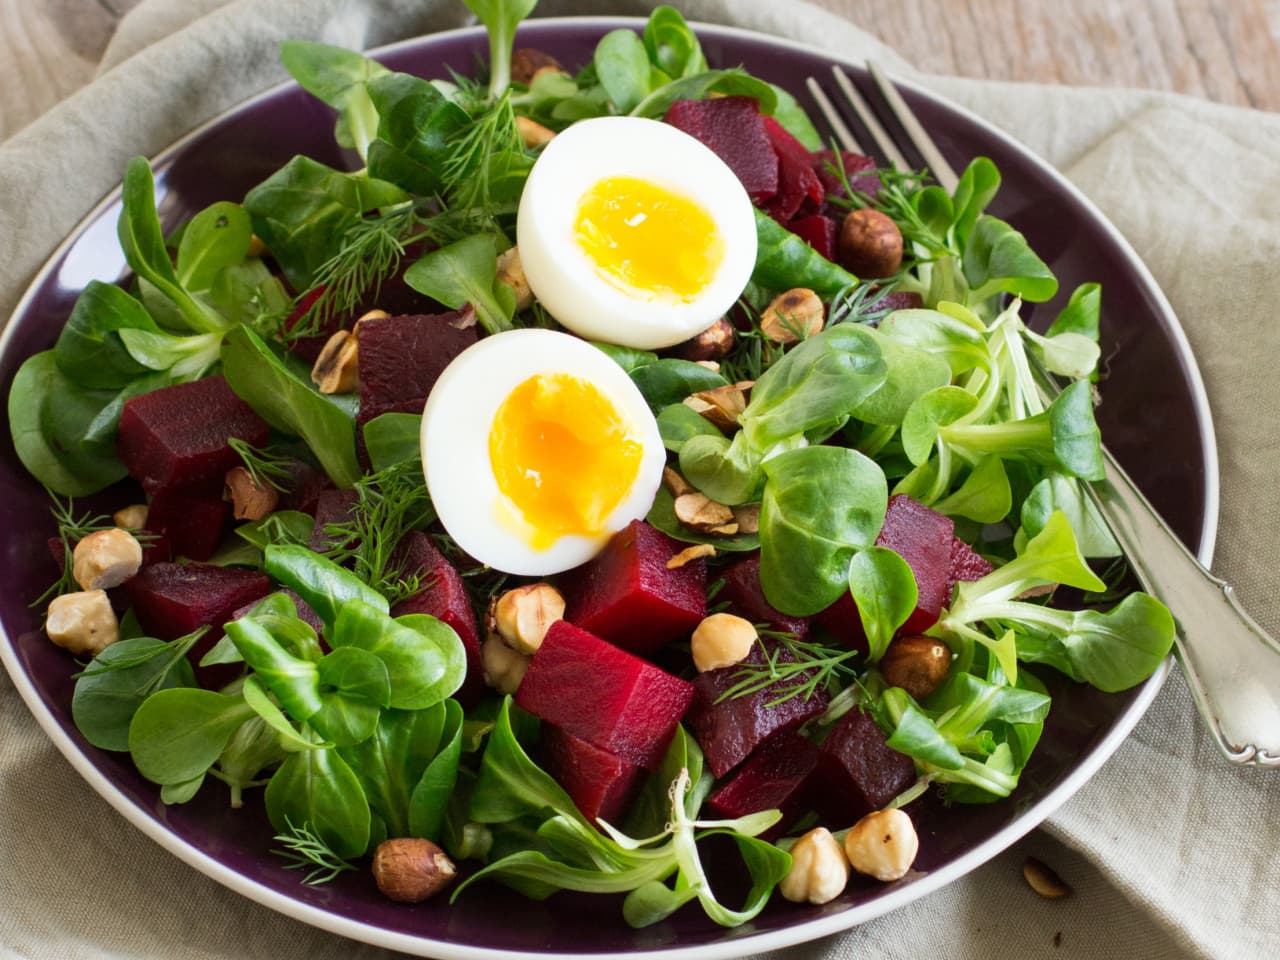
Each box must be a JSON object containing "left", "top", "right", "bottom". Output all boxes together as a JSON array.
[
  {"left": 489, "top": 372, "right": 644, "bottom": 550},
  {"left": 574, "top": 176, "right": 725, "bottom": 301}
]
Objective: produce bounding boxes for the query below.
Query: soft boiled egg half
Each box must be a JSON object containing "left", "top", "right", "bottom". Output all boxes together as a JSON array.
[
  {"left": 517, "top": 116, "right": 757, "bottom": 350},
  {"left": 420, "top": 329, "right": 665, "bottom": 576}
]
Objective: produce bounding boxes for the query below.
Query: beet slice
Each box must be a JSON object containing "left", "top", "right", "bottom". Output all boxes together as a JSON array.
[
  {"left": 874, "top": 290, "right": 925, "bottom": 314},
  {"left": 126, "top": 563, "right": 271, "bottom": 651},
  {"left": 761, "top": 116, "right": 825, "bottom": 223},
  {"left": 814, "top": 708, "right": 915, "bottom": 823},
  {"left": 812, "top": 149, "right": 881, "bottom": 205},
  {"left": 665, "top": 97, "right": 779, "bottom": 201},
  {"left": 719, "top": 553, "right": 808, "bottom": 640},
  {"left": 309, "top": 489, "right": 358, "bottom": 552},
  {"left": 358, "top": 310, "right": 479, "bottom": 413},
  {"left": 949, "top": 536, "right": 993, "bottom": 588},
  {"left": 145, "top": 490, "right": 229, "bottom": 562},
  {"left": 686, "top": 640, "right": 828, "bottom": 778},
  {"left": 539, "top": 723, "right": 643, "bottom": 827},
  {"left": 560, "top": 520, "right": 705, "bottom": 656},
  {"left": 515, "top": 620, "right": 693, "bottom": 770},
  {"left": 277, "top": 461, "right": 329, "bottom": 515},
  {"left": 116, "top": 376, "right": 270, "bottom": 495},
  {"left": 706, "top": 730, "right": 819, "bottom": 838},
  {"left": 391, "top": 531, "right": 485, "bottom": 707},
  {"left": 787, "top": 214, "right": 837, "bottom": 262},
  {"left": 816, "top": 494, "right": 955, "bottom": 646}
]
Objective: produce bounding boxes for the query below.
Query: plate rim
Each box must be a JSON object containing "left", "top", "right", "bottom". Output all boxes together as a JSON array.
[{"left": 0, "top": 15, "right": 1220, "bottom": 959}]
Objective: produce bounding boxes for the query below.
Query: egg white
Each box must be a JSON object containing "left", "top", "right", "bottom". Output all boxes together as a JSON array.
[
  {"left": 516, "top": 116, "right": 757, "bottom": 351},
  {"left": 419, "top": 328, "right": 666, "bottom": 576}
]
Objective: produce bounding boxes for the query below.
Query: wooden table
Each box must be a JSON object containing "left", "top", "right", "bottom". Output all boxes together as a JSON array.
[{"left": 1, "top": 0, "right": 1277, "bottom": 141}]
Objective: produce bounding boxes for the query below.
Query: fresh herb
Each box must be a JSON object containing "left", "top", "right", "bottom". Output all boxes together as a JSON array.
[
  {"left": 717, "top": 632, "right": 862, "bottom": 707},
  {"left": 228, "top": 438, "right": 295, "bottom": 492},
  {"left": 34, "top": 491, "right": 154, "bottom": 607},
  {"left": 272, "top": 817, "right": 359, "bottom": 885}
]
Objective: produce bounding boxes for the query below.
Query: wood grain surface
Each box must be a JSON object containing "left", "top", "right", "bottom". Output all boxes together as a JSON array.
[{"left": 1, "top": 0, "right": 1277, "bottom": 141}]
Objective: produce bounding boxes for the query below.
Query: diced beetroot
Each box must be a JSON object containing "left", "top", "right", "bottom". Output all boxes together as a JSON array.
[
  {"left": 539, "top": 724, "right": 643, "bottom": 827},
  {"left": 515, "top": 620, "right": 693, "bottom": 770},
  {"left": 719, "top": 553, "right": 808, "bottom": 640},
  {"left": 706, "top": 731, "right": 819, "bottom": 838},
  {"left": 309, "top": 489, "right": 357, "bottom": 552},
  {"left": 665, "top": 97, "right": 779, "bottom": 201},
  {"left": 817, "top": 495, "right": 955, "bottom": 646},
  {"left": 282, "top": 287, "right": 339, "bottom": 364},
  {"left": 812, "top": 149, "right": 881, "bottom": 205},
  {"left": 761, "top": 116, "right": 825, "bottom": 223},
  {"left": 126, "top": 563, "right": 271, "bottom": 652},
  {"left": 230, "top": 588, "right": 326, "bottom": 640},
  {"left": 787, "top": 214, "right": 837, "bottom": 261},
  {"left": 814, "top": 708, "right": 915, "bottom": 822},
  {"left": 145, "top": 490, "right": 229, "bottom": 562},
  {"left": 686, "top": 640, "right": 828, "bottom": 777},
  {"left": 391, "top": 532, "right": 484, "bottom": 707},
  {"left": 47, "top": 536, "right": 66, "bottom": 570},
  {"left": 949, "top": 536, "right": 993, "bottom": 589},
  {"left": 358, "top": 309, "right": 479, "bottom": 413},
  {"left": 116, "top": 376, "right": 270, "bottom": 495},
  {"left": 560, "top": 520, "right": 705, "bottom": 656},
  {"left": 277, "top": 461, "right": 329, "bottom": 515},
  {"left": 874, "top": 290, "right": 925, "bottom": 314}
]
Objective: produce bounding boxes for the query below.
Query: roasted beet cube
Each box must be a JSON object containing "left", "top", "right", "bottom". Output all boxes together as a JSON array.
[
  {"left": 949, "top": 536, "right": 993, "bottom": 589},
  {"left": 309, "top": 489, "right": 357, "bottom": 552},
  {"left": 126, "top": 563, "right": 271, "bottom": 648},
  {"left": 358, "top": 310, "right": 479, "bottom": 413},
  {"left": 706, "top": 730, "right": 819, "bottom": 837},
  {"left": 665, "top": 97, "right": 779, "bottom": 200},
  {"left": 515, "top": 620, "right": 693, "bottom": 770},
  {"left": 815, "top": 708, "right": 915, "bottom": 822},
  {"left": 817, "top": 495, "right": 955, "bottom": 646},
  {"left": 874, "top": 290, "right": 925, "bottom": 314},
  {"left": 761, "top": 116, "right": 825, "bottom": 223},
  {"left": 391, "top": 531, "right": 484, "bottom": 707},
  {"left": 539, "top": 724, "right": 643, "bottom": 827},
  {"left": 230, "top": 588, "right": 325, "bottom": 640},
  {"left": 116, "top": 376, "right": 270, "bottom": 495},
  {"left": 277, "top": 460, "right": 329, "bottom": 515},
  {"left": 812, "top": 149, "right": 880, "bottom": 205},
  {"left": 145, "top": 489, "right": 229, "bottom": 562},
  {"left": 686, "top": 640, "right": 828, "bottom": 778},
  {"left": 788, "top": 214, "right": 837, "bottom": 261},
  {"left": 560, "top": 520, "right": 705, "bottom": 656},
  {"left": 719, "top": 553, "right": 808, "bottom": 640}
]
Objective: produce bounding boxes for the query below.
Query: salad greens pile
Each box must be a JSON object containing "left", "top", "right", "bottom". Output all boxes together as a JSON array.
[{"left": 10, "top": 0, "right": 1177, "bottom": 932}]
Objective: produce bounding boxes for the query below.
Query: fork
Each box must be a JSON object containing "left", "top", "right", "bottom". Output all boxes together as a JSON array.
[{"left": 808, "top": 62, "right": 1280, "bottom": 766}]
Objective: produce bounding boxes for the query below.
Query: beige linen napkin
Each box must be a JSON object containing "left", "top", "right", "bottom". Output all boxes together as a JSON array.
[{"left": 2, "top": 1, "right": 1278, "bottom": 958}]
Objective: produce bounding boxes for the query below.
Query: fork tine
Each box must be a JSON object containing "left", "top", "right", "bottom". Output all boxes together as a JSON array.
[
  {"left": 804, "top": 76, "right": 865, "bottom": 155},
  {"left": 830, "top": 66, "right": 909, "bottom": 172},
  {"left": 865, "top": 61, "right": 960, "bottom": 191}
]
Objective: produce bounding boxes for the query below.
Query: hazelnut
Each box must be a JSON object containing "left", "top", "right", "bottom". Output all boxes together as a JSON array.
[
  {"left": 490, "top": 583, "right": 564, "bottom": 655},
  {"left": 662, "top": 466, "right": 696, "bottom": 499},
  {"left": 46, "top": 590, "right": 119, "bottom": 657},
  {"left": 684, "top": 381, "right": 753, "bottom": 432},
  {"left": 838, "top": 209, "right": 903, "bottom": 279},
  {"left": 112, "top": 504, "right": 148, "bottom": 530},
  {"left": 844, "top": 808, "right": 918, "bottom": 882},
  {"left": 310, "top": 328, "right": 358, "bottom": 394},
  {"left": 511, "top": 47, "right": 565, "bottom": 86},
  {"left": 355, "top": 308, "right": 389, "bottom": 326},
  {"left": 496, "top": 246, "right": 535, "bottom": 312},
  {"left": 673, "top": 492, "right": 736, "bottom": 534},
  {"left": 371, "top": 838, "right": 456, "bottom": 903},
  {"left": 732, "top": 503, "right": 761, "bottom": 535},
  {"left": 691, "top": 613, "right": 757, "bottom": 672},
  {"left": 879, "top": 634, "right": 951, "bottom": 700},
  {"left": 670, "top": 317, "right": 736, "bottom": 362},
  {"left": 72, "top": 528, "right": 142, "bottom": 590},
  {"left": 667, "top": 544, "right": 716, "bottom": 570},
  {"left": 224, "top": 465, "right": 279, "bottom": 522},
  {"left": 761, "top": 288, "right": 824, "bottom": 344},
  {"left": 1023, "top": 857, "right": 1072, "bottom": 898},
  {"left": 514, "top": 116, "right": 555, "bottom": 150},
  {"left": 482, "top": 633, "right": 531, "bottom": 695},
  {"left": 780, "top": 827, "right": 850, "bottom": 905}
]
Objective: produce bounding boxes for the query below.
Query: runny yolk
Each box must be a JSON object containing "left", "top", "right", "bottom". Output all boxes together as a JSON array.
[
  {"left": 574, "top": 176, "right": 725, "bottom": 301},
  {"left": 489, "top": 372, "right": 643, "bottom": 550}
]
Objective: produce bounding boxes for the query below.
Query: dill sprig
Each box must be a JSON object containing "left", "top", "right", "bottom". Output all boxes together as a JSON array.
[
  {"left": 717, "top": 631, "right": 863, "bottom": 707},
  {"left": 718, "top": 299, "right": 786, "bottom": 383},
  {"left": 272, "top": 818, "right": 357, "bottom": 886},
  {"left": 33, "top": 491, "right": 154, "bottom": 608},
  {"left": 323, "top": 460, "right": 435, "bottom": 605},
  {"left": 72, "top": 627, "right": 208, "bottom": 691},
  {"left": 431, "top": 530, "right": 509, "bottom": 620},
  {"left": 228, "top": 438, "right": 295, "bottom": 493},
  {"left": 826, "top": 281, "right": 898, "bottom": 327}
]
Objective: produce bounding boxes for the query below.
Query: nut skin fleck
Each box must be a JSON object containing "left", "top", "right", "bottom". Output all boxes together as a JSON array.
[
  {"left": 372, "top": 838, "right": 456, "bottom": 903},
  {"left": 838, "top": 209, "right": 903, "bottom": 279},
  {"left": 844, "top": 808, "right": 919, "bottom": 882},
  {"left": 690, "top": 612, "right": 757, "bottom": 672},
  {"left": 1023, "top": 857, "right": 1072, "bottom": 899},
  {"left": 779, "top": 827, "right": 850, "bottom": 905},
  {"left": 879, "top": 634, "right": 951, "bottom": 700},
  {"left": 760, "top": 288, "right": 824, "bottom": 344}
]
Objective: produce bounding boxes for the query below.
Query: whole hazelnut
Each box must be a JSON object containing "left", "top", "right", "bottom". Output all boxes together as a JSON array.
[
  {"left": 838, "top": 209, "right": 904, "bottom": 279},
  {"left": 670, "top": 317, "right": 736, "bottom": 361},
  {"left": 879, "top": 634, "right": 951, "bottom": 700},
  {"left": 372, "top": 838, "right": 456, "bottom": 903}
]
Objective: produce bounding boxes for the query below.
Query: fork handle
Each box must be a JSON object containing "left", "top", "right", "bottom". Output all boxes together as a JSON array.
[{"left": 1084, "top": 449, "right": 1280, "bottom": 765}]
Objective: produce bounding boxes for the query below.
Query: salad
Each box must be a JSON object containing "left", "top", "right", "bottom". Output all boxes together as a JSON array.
[{"left": 6, "top": 0, "right": 1177, "bottom": 930}]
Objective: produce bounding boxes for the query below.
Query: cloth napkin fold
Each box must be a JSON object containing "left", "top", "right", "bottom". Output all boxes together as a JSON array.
[{"left": 2, "top": 1, "right": 1278, "bottom": 958}]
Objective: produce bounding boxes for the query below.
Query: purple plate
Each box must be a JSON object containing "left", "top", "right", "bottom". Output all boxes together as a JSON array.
[{"left": 0, "top": 17, "right": 1217, "bottom": 959}]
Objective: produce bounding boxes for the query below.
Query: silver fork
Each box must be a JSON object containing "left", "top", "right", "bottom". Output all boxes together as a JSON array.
[{"left": 809, "top": 62, "right": 1280, "bottom": 766}]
